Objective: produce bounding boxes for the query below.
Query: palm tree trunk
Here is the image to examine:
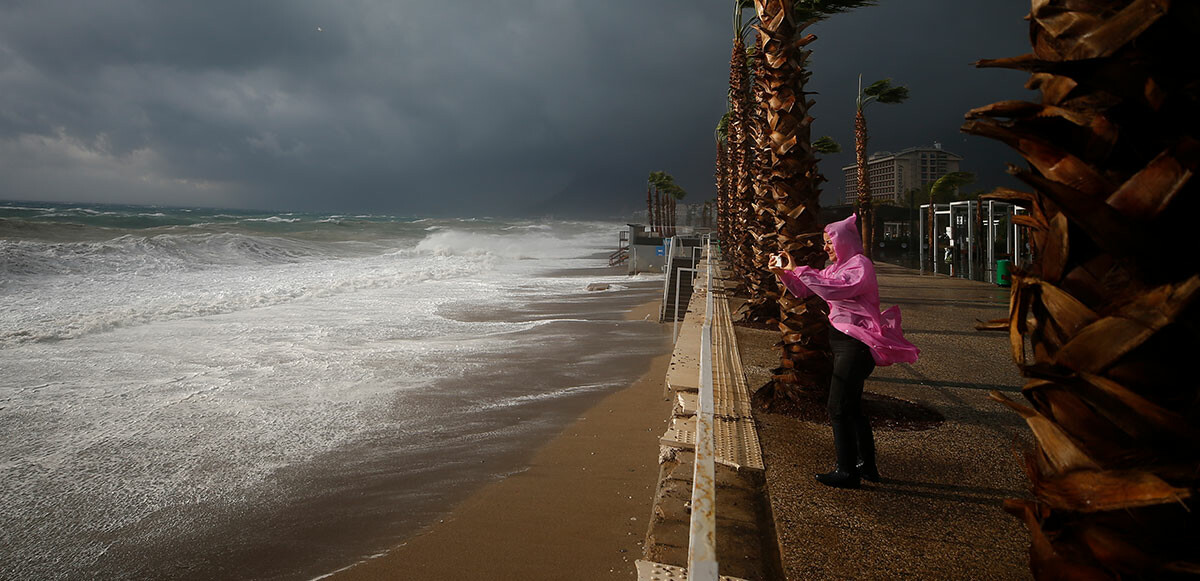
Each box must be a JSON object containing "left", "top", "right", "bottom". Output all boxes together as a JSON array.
[
  {"left": 654, "top": 187, "right": 661, "bottom": 235},
  {"left": 727, "top": 37, "right": 751, "bottom": 283},
  {"left": 963, "top": 1, "right": 1199, "bottom": 577},
  {"left": 715, "top": 141, "right": 724, "bottom": 243},
  {"left": 739, "top": 32, "right": 783, "bottom": 324},
  {"left": 646, "top": 186, "right": 653, "bottom": 231},
  {"left": 751, "top": 0, "right": 832, "bottom": 405},
  {"left": 927, "top": 201, "right": 935, "bottom": 272},
  {"left": 854, "top": 107, "right": 874, "bottom": 259}
]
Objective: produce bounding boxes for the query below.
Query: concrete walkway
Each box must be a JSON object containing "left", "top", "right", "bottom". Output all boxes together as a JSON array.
[{"left": 742, "top": 263, "right": 1033, "bottom": 580}]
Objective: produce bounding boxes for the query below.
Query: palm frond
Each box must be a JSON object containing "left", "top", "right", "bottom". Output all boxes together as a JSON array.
[
  {"left": 863, "top": 78, "right": 894, "bottom": 95},
  {"left": 812, "top": 135, "right": 841, "bottom": 154},
  {"left": 859, "top": 77, "right": 910, "bottom": 108},
  {"left": 876, "top": 86, "right": 909, "bottom": 104},
  {"left": 793, "top": 0, "right": 877, "bottom": 22}
]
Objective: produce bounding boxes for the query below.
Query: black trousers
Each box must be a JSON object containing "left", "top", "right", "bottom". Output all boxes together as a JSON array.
[{"left": 828, "top": 327, "right": 877, "bottom": 472}]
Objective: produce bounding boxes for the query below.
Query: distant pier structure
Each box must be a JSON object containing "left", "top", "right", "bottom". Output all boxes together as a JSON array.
[
  {"left": 620, "top": 224, "right": 706, "bottom": 276},
  {"left": 617, "top": 225, "right": 707, "bottom": 324}
]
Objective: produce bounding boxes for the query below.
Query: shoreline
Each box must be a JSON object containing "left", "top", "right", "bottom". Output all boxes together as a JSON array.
[{"left": 327, "top": 299, "right": 671, "bottom": 580}]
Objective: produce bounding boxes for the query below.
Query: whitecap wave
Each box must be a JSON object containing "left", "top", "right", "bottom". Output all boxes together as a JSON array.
[
  {"left": 243, "top": 216, "right": 301, "bottom": 223},
  {"left": 0, "top": 233, "right": 328, "bottom": 278},
  {"left": 0, "top": 256, "right": 463, "bottom": 347},
  {"left": 472, "top": 382, "right": 614, "bottom": 411},
  {"left": 414, "top": 229, "right": 592, "bottom": 261}
]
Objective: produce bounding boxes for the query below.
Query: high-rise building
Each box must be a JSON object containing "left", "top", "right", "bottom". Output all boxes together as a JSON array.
[{"left": 842, "top": 143, "right": 962, "bottom": 204}]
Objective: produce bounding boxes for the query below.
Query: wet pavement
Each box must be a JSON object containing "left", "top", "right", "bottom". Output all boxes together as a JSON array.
[{"left": 743, "top": 262, "right": 1033, "bottom": 580}]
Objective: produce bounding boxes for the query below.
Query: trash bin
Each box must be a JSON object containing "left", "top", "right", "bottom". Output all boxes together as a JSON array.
[{"left": 996, "top": 259, "right": 1012, "bottom": 287}]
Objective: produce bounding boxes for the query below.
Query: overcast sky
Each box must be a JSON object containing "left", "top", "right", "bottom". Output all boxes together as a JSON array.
[{"left": 0, "top": 1, "right": 1034, "bottom": 216}]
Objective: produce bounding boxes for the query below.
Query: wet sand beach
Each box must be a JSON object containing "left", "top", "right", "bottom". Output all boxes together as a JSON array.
[{"left": 329, "top": 300, "right": 671, "bottom": 580}]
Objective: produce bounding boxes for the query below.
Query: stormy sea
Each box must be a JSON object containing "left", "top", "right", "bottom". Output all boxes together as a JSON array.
[{"left": 0, "top": 201, "right": 668, "bottom": 580}]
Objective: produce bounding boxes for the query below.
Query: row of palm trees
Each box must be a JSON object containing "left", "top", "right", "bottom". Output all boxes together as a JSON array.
[
  {"left": 646, "top": 171, "right": 687, "bottom": 237},
  {"left": 702, "top": 1, "right": 1198, "bottom": 577},
  {"left": 711, "top": 0, "right": 877, "bottom": 403}
]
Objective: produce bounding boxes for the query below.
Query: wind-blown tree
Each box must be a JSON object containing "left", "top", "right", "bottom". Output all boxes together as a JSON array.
[
  {"left": 963, "top": 1, "right": 1199, "bottom": 577},
  {"left": 669, "top": 185, "right": 687, "bottom": 237},
  {"left": 907, "top": 171, "right": 976, "bottom": 268},
  {"left": 649, "top": 171, "right": 687, "bottom": 237},
  {"left": 854, "top": 75, "right": 909, "bottom": 258},
  {"left": 648, "top": 171, "right": 666, "bottom": 235},
  {"left": 752, "top": 0, "right": 876, "bottom": 407},
  {"left": 927, "top": 171, "right": 975, "bottom": 204},
  {"left": 906, "top": 170, "right": 976, "bottom": 215}
]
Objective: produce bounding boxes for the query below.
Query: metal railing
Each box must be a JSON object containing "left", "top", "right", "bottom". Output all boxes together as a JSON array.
[
  {"left": 658, "top": 236, "right": 678, "bottom": 322},
  {"left": 687, "top": 237, "right": 718, "bottom": 581},
  {"left": 672, "top": 268, "right": 697, "bottom": 343}
]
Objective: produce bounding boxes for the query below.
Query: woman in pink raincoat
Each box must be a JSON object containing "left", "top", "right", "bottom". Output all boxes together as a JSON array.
[{"left": 768, "top": 214, "right": 919, "bottom": 488}]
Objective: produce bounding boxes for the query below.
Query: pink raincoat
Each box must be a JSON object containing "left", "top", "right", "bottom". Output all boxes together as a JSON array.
[{"left": 780, "top": 214, "right": 919, "bottom": 366}]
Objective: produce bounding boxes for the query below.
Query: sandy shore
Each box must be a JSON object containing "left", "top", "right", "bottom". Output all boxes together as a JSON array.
[{"left": 329, "top": 299, "right": 671, "bottom": 580}]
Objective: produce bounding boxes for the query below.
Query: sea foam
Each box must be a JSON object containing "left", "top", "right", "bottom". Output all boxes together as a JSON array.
[{"left": 0, "top": 205, "right": 653, "bottom": 580}]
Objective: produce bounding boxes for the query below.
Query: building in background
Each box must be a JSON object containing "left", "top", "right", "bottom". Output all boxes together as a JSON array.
[{"left": 842, "top": 143, "right": 963, "bottom": 205}]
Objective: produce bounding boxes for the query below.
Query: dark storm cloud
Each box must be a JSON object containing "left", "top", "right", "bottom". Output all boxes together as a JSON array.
[
  {"left": 0, "top": 1, "right": 1037, "bottom": 216},
  {"left": 803, "top": 1, "right": 1034, "bottom": 206}
]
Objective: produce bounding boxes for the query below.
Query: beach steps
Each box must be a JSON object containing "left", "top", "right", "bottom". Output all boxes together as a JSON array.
[
  {"left": 638, "top": 257, "right": 777, "bottom": 581},
  {"left": 660, "top": 257, "right": 697, "bottom": 323}
]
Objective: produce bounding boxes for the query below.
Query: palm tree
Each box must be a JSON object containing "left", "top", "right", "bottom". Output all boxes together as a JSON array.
[
  {"left": 740, "top": 129, "right": 842, "bottom": 324},
  {"left": 716, "top": 114, "right": 732, "bottom": 247},
  {"left": 672, "top": 186, "right": 687, "bottom": 234},
  {"left": 646, "top": 185, "right": 654, "bottom": 232},
  {"left": 854, "top": 75, "right": 909, "bottom": 258},
  {"left": 963, "top": 2, "right": 1199, "bottom": 577},
  {"left": 751, "top": 0, "right": 876, "bottom": 406},
  {"left": 725, "top": 1, "right": 757, "bottom": 287},
  {"left": 648, "top": 171, "right": 666, "bottom": 236},
  {"left": 737, "top": 29, "right": 781, "bottom": 324},
  {"left": 648, "top": 171, "right": 687, "bottom": 238}
]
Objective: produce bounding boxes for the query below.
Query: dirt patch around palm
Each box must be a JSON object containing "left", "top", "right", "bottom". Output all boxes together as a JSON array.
[{"left": 752, "top": 384, "right": 945, "bottom": 431}]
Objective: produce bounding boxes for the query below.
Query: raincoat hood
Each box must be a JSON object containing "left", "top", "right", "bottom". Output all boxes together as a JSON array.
[{"left": 826, "top": 213, "right": 864, "bottom": 266}]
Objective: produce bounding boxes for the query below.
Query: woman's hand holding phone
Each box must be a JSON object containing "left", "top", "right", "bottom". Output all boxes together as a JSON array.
[{"left": 767, "top": 251, "right": 793, "bottom": 275}]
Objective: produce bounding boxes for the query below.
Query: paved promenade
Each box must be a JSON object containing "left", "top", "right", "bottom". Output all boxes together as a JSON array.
[{"left": 742, "top": 263, "right": 1033, "bottom": 579}]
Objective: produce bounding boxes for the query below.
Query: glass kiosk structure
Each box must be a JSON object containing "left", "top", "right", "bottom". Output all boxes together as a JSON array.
[{"left": 919, "top": 200, "right": 1031, "bottom": 282}]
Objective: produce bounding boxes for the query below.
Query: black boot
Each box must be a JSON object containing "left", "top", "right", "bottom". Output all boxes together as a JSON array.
[
  {"left": 815, "top": 468, "right": 861, "bottom": 489},
  {"left": 856, "top": 460, "right": 881, "bottom": 483},
  {"left": 854, "top": 416, "right": 879, "bottom": 482}
]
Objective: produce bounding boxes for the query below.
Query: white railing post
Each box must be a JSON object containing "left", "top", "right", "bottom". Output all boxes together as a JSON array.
[{"left": 688, "top": 239, "right": 718, "bottom": 581}]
